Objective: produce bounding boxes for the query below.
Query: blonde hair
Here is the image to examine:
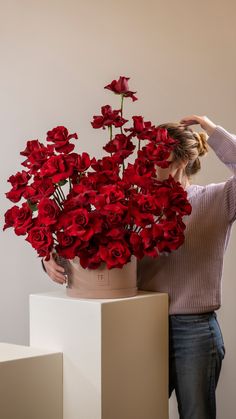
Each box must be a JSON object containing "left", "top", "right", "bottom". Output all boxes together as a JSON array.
[{"left": 157, "top": 122, "right": 209, "bottom": 177}]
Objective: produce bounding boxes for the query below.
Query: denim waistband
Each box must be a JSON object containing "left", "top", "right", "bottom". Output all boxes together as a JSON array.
[{"left": 169, "top": 311, "right": 216, "bottom": 319}]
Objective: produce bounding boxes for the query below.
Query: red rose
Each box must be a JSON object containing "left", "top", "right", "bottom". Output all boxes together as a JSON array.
[
  {"left": 26, "top": 226, "right": 54, "bottom": 259},
  {"left": 57, "top": 208, "right": 91, "bottom": 240},
  {"left": 156, "top": 220, "right": 185, "bottom": 253},
  {"left": 105, "top": 228, "right": 125, "bottom": 240},
  {"left": 40, "top": 155, "right": 74, "bottom": 183},
  {"left": 14, "top": 203, "right": 33, "bottom": 236},
  {"left": 128, "top": 202, "right": 154, "bottom": 228},
  {"left": 78, "top": 172, "right": 102, "bottom": 190},
  {"left": 3, "top": 206, "right": 19, "bottom": 230},
  {"left": 25, "top": 146, "right": 54, "bottom": 173},
  {"left": 153, "top": 186, "right": 171, "bottom": 213},
  {"left": 123, "top": 160, "right": 155, "bottom": 189},
  {"left": 56, "top": 232, "right": 82, "bottom": 259},
  {"left": 38, "top": 198, "right": 61, "bottom": 226},
  {"left": 142, "top": 143, "right": 172, "bottom": 168},
  {"left": 169, "top": 189, "right": 192, "bottom": 216},
  {"left": 104, "top": 76, "right": 138, "bottom": 102},
  {"left": 46, "top": 126, "right": 78, "bottom": 153},
  {"left": 125, "top": 117, "right": 152, "bottom": 140},
  {"left": 64, "top": 187, "right": 97, "bottom": 210},
  {"left": 23, "top": 178, "right": 55, "bottom": 203},
  {"left": 94, "top": 185, "right": 125, "bottom": 208},
  {"left": 20, "top": 140, "right": 54, "bottom": 173},
  {"left": 6, "top": 188, "right": 25, "bottom": 203},
  {"left": 7, "top": 170, "right": 30, "bottom": 189},
  {"left": 76, "top": 152, "right": 91, "bottom": 172},
  {"left": 103, "top": 134, "right": 135, "bottom": 161},
  {"left": 132, "top": 156, "right": 155, "bottom": 177},
  {"left": 4, "top": 203, "right": 33, "bottom": 235},
  {"left": 6, "top": 170, "right": 31, "bottom": 203},
  {"left": 100, "top": 202, "right": 128, "bottom": 226},
  {"left": 99, "top": 240, "right": 131, "bottom": 269},
  {"left": 91, "top": 105, "right": 128, "bottom": 129},
  {"left": 152, "top": 177, "right": 192, "bottom": 218},
  {"left": 140, "top": 226, "right": 160, "bottom": 257},
  {"left": 84, "top": 163, "right": 121, "bottom": 190},
  {"left": 70, "top": 209, "right": 95, "bottom": 240},
  {"left": 155, "top": 127, "right": 178, "bottom": 146},
  {"left": 135, "top": 194, "right": 157, "bottom": 214},
  {"left": 133, "top": 116, "right": 145, "bottom": 133},
  {"left": 91, "top": 156, "right": 120, "bottom": 177},
  {"left": 78, "top": 244, "right": 103, "bottom": 269},
  {"left": 20, "top": 139, "right": 43, "bottom": 157},
  {"left": 129, "top": 231, "right": 144, "bottom": 259},
  {"left": 63, "top": 152, "right": 79, "bottom": 168}
]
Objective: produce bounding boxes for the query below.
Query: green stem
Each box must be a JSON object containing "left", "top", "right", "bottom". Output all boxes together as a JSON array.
[
  {"left": 109, "top": 125, "right": 113, "bottom": 140},
  {"left": 121, "top": 94, "right": 124, "bottom": 117},
  {"left": 120, "top": 95, "right": 124, "bottom": 135}
]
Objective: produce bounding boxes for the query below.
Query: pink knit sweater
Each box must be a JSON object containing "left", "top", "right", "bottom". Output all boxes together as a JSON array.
[{"left": 137, "top": 125, "right": 236, "bottom": 314}]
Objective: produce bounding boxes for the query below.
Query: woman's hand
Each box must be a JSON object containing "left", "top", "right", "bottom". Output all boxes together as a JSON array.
[
  {"left": 42, "top": 252, "right": 67, "bottom": 285},
  {"left": 179, "top": 115, "right": 217, "bottom": 136}
]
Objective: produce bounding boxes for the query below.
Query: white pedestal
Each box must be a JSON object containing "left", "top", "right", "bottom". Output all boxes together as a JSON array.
[
  {"left": 0, "top": 343, "right": 63, "bottom": 419},
  {"left": 30, "top": 290, "right": 168, "bottom": 419}
]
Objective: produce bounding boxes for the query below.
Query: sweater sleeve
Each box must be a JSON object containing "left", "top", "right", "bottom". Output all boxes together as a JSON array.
[{"left": 207, "top": 125, "right": 236, "bottom": 222}]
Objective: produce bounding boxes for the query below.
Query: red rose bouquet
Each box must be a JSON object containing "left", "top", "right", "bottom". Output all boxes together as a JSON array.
[{"left": 3, "top": 76, "right": 191, "bottom": 269}]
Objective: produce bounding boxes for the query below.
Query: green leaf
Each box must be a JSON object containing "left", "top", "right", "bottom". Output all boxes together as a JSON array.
[
  {"left": 27, "top": 200, "right": 38, "bottom": 212},
  {"left": 58, "top": 179, "right": 67, "bottom": 186}
]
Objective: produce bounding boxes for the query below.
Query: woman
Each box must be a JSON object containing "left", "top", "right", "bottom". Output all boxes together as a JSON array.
[{"left": 43, "top": 115, "right": 235, "bottom": 419}]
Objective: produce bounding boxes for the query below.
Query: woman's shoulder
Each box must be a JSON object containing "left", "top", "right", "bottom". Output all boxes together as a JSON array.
[{"left": 186, "top": 179, "right": 232, "bottom": 199}]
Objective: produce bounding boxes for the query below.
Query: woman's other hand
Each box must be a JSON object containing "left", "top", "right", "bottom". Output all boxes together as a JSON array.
[
  {"left": 179, "top": 115, "right": 216, "bottom": 136},
  {"left": 42, "top": 252, "right": 67, "bottom": 284}
]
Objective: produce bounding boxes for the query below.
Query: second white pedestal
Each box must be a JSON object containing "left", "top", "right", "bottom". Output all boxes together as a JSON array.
[
  {"left": 0, "top": 343, "right": 62, "bottom": 419},
  {"left": 30, "top": 290, "right": 168, "bottom": 419}
]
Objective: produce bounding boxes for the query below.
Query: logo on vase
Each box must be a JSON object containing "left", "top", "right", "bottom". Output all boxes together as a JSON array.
[{"left": 96, "top": 272, "right": 109, "bottom": 286}]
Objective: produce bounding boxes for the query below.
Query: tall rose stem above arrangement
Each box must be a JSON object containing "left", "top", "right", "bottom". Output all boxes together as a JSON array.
[{"left": 3, "top": 76, "right": 192, "bottom": 270}]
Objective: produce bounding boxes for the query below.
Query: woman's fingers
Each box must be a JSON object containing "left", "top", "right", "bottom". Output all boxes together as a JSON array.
[
  {"left": 43, "top": 253, "right": 65, "bottom": 273},
  {"left": 179, "top": 115, "right": 201, "bottom": 126},
  {"left": 47, "top": 268, "right": 67, "bottom": 284},
  {"left": 51, "top": 259, "right": 65, "bottom": 273},
  {"left": 43, "top": 253, "right": 67, "bottom": 284},
  {"left": 51, "top": 253, "right": 65, "bottom": 272},
  {"left": 180, "top": 115, "right": 216, "bottom": 135}
]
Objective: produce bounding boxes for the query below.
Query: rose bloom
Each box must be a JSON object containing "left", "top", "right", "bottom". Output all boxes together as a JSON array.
[
  {"left": 104, "top": 76, "right": 138, "bottom": 101},
  {"left": 26, "top": 226, "right": 54, "bottom": 259},
  {"left": 46, "top": 126, "right": 78, "bottom": 153}
]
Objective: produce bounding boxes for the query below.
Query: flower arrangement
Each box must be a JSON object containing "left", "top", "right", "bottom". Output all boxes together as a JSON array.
[{"left": 3, "top": 76, "right": 191, "bottom": 269}]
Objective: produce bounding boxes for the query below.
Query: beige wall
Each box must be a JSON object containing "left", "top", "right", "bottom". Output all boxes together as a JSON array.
[{"left": 1, "top": 1, "right": 236, "bottom": 418}]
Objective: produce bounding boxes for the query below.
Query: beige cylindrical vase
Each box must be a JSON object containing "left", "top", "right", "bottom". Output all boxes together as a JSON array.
[{"left": 63, "top": 255, "right": 137, "bottom": 299}]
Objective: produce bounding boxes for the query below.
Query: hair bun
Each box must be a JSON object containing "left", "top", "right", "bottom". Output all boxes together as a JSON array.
[{"left": 193, "top": 131, "right": 209, "bottom": 157}]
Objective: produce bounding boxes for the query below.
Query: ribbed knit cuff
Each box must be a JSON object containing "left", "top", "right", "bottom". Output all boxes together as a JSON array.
[{"left": 207, "top": 125, "right": 236, "bottom": 160}]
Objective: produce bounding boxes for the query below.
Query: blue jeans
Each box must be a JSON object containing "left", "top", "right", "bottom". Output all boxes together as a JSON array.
[{"left": 169, "top": 311, "right": 225, "bottom": 419}]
